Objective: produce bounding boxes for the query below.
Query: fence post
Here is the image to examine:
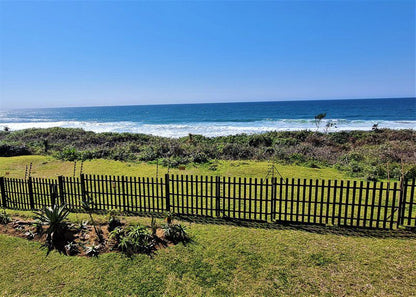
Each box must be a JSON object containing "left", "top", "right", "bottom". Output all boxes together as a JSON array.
[
  {"left": 50, "top": 183, "right": 58, "bottom": 207},
  {"left": 80, "top": 174, "right": 87, "bottom": 203},
  {"left": 215, "top": 176, "right": 221, "bottom": 217},
  {"left": 28, "top": 177, "right": 35, "bottom": 210},
  {"left": 397, "top": 178, "right": 408, "bottom": 227},
  {"left": 0, "top": 177, "right": 7, "bottom": 208},
  {"left": 165, "top": 174, "right": 170, "bottom": 212},
  {"left": 121, "top": 176, "right": 127, "bottom": 212},
  {"left": 271, "top": 177, "right": 277, "bottom": 221},
  {"left": 58, "top": 176, "right": 65, "bottom": 206}
]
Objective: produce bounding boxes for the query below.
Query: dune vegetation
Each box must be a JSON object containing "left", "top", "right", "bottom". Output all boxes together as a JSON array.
[{"left": 0, "top": 127, "right": 415, "bottom": 181}]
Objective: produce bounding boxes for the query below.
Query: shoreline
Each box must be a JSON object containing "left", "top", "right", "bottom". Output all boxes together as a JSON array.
[{"left": 1, "top": 120, "right": 415, "bottom": 138}]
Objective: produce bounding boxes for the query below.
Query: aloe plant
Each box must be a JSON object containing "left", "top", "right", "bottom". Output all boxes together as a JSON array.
[{"left": 34, "top": 204, "right": 70, "bottom": 251}]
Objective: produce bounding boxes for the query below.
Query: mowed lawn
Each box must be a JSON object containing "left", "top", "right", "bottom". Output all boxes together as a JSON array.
[
  {"left": 0, "top": 155, "right": 352, "bottom": 181},
  {"left": 1, "top": 156, "right": 414, "bottom": 296},
  {"left": 0, "top": 210, "right": 415, "bottom": 297}
]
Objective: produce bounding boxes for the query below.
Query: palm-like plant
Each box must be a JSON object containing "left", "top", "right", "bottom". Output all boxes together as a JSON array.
[{"left": 34, "top": 204, "right": 70, "bottom": 251}]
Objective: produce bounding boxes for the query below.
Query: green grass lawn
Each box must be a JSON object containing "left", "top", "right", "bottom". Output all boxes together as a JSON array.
[
  {"left": 0, "top": 158, "right": 414, "bottom": 296},
  {"left": 0, "top": 155, "right": 352, "bottom": 181},
  {"left": 0, "top": 209, "right": 415, "bottom": 296}
]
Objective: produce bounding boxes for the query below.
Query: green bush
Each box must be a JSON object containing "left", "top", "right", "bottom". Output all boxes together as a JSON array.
[
  {"left": 0, "top": 143, "right": 32, "bottom": 157},
  {"left": 55, "top": 147, "right": 80, "bottom": 161},
  {"left": 405, "top": 166, "right": 416, "bottom": 180},
  {"left": 162, "top": 223, "right": 190, "bottom": 244},
  {"left": 110, "top": 225, "right": 155, "bottom": 256},
  {"left": 0, "top": 209, "right": 11, "bottom": 224}
]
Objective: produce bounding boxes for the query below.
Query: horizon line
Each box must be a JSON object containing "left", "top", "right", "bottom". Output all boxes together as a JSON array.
[{"left": 4, "top": 96, "right": 415, "bottom": 111}]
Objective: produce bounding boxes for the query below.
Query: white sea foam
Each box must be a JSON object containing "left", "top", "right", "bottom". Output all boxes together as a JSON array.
[{"left": 0, "top": 119, "right": 415, "bottom": 138}]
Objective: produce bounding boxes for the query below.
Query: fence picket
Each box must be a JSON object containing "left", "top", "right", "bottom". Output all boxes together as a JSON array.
[{"left": 1, "top": 174, "right": 415, "bottom": 230}]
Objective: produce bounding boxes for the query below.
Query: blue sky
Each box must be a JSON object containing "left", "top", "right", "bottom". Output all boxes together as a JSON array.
[{"left": 0, "top": 0, "right": 415, "bottom": 109}]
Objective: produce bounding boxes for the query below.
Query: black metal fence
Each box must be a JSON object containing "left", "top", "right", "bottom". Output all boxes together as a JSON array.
[{"left": 0, "top": 174, "right": 415, "bottom": 230}]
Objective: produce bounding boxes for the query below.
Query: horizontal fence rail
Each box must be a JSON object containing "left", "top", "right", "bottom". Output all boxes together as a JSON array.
[{"left": 0, "top": 175, "right": 415, "bottom": 230}]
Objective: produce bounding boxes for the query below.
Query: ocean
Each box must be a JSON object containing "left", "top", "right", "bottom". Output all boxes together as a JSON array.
[{"left": 1, "top": 98, "right": 415, "bottom": 138}]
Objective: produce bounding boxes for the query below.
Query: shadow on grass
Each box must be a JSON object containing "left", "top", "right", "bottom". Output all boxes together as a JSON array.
[
  {"left": 7, "top": 208, "right": 415, "bottom": 240},
  {"left": 172, "top": 215, "right": 416, "bottom": 240},
  {"left": 89, "top": 210, "right": 416, "bottom": 240}
]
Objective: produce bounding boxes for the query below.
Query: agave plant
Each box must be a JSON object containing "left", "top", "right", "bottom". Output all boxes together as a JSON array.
[
  {"left": 162, "top": 223, "right": 190, "bottom": 244},
  {"left": 34, "top": 204, "right": 70, "bottom": 251},
  {"left": 110, "top": 225, "right": 155, "bottom": 256}
]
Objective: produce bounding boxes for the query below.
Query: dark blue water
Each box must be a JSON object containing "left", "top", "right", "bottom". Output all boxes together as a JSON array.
[{"left": 1, "top": 98, "right": 415, "bottom": 137}]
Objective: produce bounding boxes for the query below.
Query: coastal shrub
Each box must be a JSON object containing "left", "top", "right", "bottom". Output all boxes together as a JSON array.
[
  {"left": 329, "top": 131, "right": 351, "bottom": 145},
  {"left": 138, "top": 146, "right": 158, "bottom": 161},
  {"left": 405, "top": 166, "right": 416, "bottom": 180},
  {"left": 273, "top": 138, "right": 298, "bottom": 146},
  {"left": 189, "top": 151, "right": 209, "bottom": 164},
  {"left": 80, "top": 149, "right": 110, "bottom": 160},
  {"left": 160, "top": 156, "right": 189, "bottom": 168},
  {"left": 289, "top": 153, "right": 306, "bottom": 164},
  {"left": 248, "top": 134, "right": 273, "bottom": 147},
  {"left": 0, "top": 143, "right": 32, "bottom": 157},
  {"left": 305, "top": 134, "right": 326, "bottom": 147},
  {"left": 109, "top": 147, "right": 136, "bottom": 161},
  {"left": 56, "top": 147, "right": 80, "bottom": 161},
  {"left": 1, "top": 128, "right": 415, "bottom": 180},
  {"left": 221, "top": 143, "right": 254, "bottom": 159}
]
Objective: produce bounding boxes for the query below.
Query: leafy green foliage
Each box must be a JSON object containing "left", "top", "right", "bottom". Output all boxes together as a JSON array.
[
  {"left": 55, "top": 147, "right": 80, "bottom": 161},
  {"left": 108, "top": 216, "right": 122, "bottom": 232},
  {"left": 1, "top": 128, "right": 415, "bottom": 180},
  {"left": 162, "top": 224, "right": 190, "bottom": 244},
  {"left": 0, "top": 143, "right": 31, "bottom": 157},
  {"left": 33, "top": 205, "right": 70, "bottom": 252},
  {"left": 110, "top": 225, "right": 155, "bottom": 256},
  {"left": 0, "top": 209, "right": 11, "bottom": 224}
]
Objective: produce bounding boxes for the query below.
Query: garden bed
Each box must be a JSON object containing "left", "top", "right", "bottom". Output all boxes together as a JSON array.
[{"left": 0, "top": 209, "right": 189, "bottom": 257}]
